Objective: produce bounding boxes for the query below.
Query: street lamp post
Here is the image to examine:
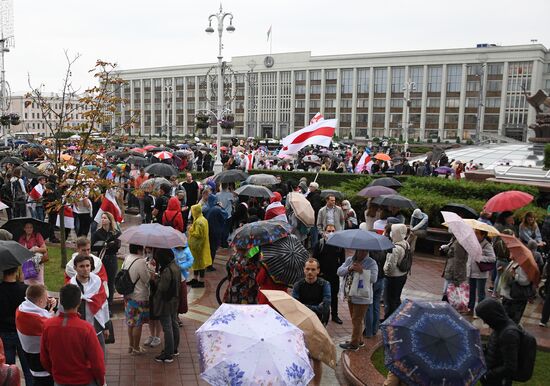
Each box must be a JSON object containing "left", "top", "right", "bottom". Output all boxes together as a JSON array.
[
  {"left": 402, "top": 79, "right": 416, "bottom": 152},
  {"left": 206, "top": 4, "right": 235, "bottom": 174},
  {"left": 164, "top": 85, "right": 173, "bottom": 145}
]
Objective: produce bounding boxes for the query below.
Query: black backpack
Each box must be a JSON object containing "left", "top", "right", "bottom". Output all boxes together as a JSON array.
[
  {"left": 397, "top": 244, "right": 413, "bottom": 273},
  {"left": 503, "top": 325, "right": 537, "bottom": 382},
  {"left": 115, "top": 259, "right": 139, "bottom": 296}
]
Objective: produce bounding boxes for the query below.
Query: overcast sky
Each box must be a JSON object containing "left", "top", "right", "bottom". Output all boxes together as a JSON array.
[{"left": 6, "top": 0, "right": 550, "bottom": 93}]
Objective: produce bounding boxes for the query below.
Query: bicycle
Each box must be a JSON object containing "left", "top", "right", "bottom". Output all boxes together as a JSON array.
[{"left": 215, "top": 275, "right": 229, "bottom": 305}]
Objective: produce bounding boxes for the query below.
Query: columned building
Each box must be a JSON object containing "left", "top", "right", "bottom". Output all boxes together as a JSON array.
[{"left": 114, "top": 44, "right": 550, "bottom": 141}]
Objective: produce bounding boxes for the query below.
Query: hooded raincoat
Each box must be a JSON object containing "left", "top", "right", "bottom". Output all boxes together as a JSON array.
[
  {"left": 189, "top": 204, "right": 211, "bottom": 271},
  {"left": 162, "top": 196, "right": 184, "bottom": 232}
]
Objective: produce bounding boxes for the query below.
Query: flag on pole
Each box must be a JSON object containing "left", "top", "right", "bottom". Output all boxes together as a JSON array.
[
  {"left": 94, "top": 189, "right": 123, "bottom": 224},
  {"left": 278, "top": 119, "right": 337, "bottom": 157},
  {"left": 309, "top": 112, "right": 324, "bottom": 125},
  {"left": 267, "top": 25, "right": 272, "bottom": 41},
  {"left": 354, "top": 150, "right": 372, "bottom": 173}
]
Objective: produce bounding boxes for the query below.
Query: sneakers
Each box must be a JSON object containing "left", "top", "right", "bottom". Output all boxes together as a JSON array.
[
  {"left": 143, "top": 336, "right": 154, "bottom": 347},
  {"left": 150, "top": 337, "right": 162, "bottom": 348},
  {"left": 540, "top": 322, "right": 547, "bottom": 327},
  {"left": 339, "top": 342, "right": 359, "bottom": 351},
  {"left": 155, "top": 353, "right": 174, "bottom": 363}
]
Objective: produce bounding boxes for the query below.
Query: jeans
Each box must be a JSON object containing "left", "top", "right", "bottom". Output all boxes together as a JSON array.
[
  {"left": 0, "top": 331, "right": 33, "bottom": 386},
  {"left": 102, "top": 254, "right": 118, "bottom": 306},
  {"left": 347, "top": 302, "right": 368, "bottom": 346},
  {"left": 468, "top": 278, "right": 487, "bottom": 311},
  {"left": 364, "top": 279, "right": 384, "bottom": 337},
  {"left": 384, "top": 275, "right": 407, "bottom": 319},
  {"left": 159, "top": 312, "right": 180, "bottom": 356},
  {"left": 31, "top": 205, "right": 45, "bottom": 221}
]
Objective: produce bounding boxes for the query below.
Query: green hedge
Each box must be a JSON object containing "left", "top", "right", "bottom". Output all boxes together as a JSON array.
[{"left": 544, "top": 144, "right": 550, "bottom": 170}]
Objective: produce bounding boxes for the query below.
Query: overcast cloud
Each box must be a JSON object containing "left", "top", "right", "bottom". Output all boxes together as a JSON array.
[{"left": 6, "top": 0, "right": 550, "bottom": 93}]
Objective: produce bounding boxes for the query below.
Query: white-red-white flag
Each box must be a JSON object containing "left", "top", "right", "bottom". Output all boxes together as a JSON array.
[
  {"left": 29, "top": 184, "right": 44, "bottom": 202},
  {"left": 69, "top": 273, "right": 109, "bottom": 329},
  {"left": 94, "top": 189, "right": 122, "bottom": 224},
  {"left": 279, "top": 119, "right": 337, "bottom": 157},
  {"left": 56, "top": 206, "right": 75, "bottom": 229},
  {"left": 354, "top": 151, "right": 372, "bottom": 173},
  {"left": 309, "top": 112, "right": 324, "bottom": 125}
]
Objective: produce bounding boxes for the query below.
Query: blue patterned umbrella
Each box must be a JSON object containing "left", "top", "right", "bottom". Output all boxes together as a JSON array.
[
  {"left": 229, "top": 220, "right": 293, "bottom": 250},
  {"left": 380, "top": 299, "right": 486, "bottom": 386}
]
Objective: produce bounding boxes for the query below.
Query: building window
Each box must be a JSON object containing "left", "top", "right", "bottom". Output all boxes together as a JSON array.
[
  {"left": 295, "top": 100, "right": 305, "bottom": 108},
  {"left": 446, "top": 65, "right": 462, "bottom": 93},
  {"left": 487, "top": 63, "right": 503, "bottom": 75},
  {"left": 325, "top": 70, "right": 337, "bottom": 80},
  {"left": 390, "top": 98, "right": 403, "bottom": 108},
  {"left": 373, "top": 98, "right": 386, "bottom": 108},
  {"left": 310, "top": 84, "right": 321, "bottom": 94},
  {"left": 427, "top": 65, "right": 442, "bottom": 92},
  {"left": 374, "top": 68, "right": 387, "bottom": 93},
  {"left": 466, "top": 97, "right": 479, "bottom": 108},
  {"left": 485, "top": 97, "right": 501, "bottom": 108},
  {"left": 309, "top": 70, "right": 321, "bottom": 81},
  {"left": 486, "top": 80, "right": 502, "bottom": 92},
  {"left": 391, "top": 67, "right": 405, "bottom": 93},
  {"left": 325, "top": 84, "right": 336, "bottom": 94},
  {"left": 357, "top": 98, "right": 369, "bottom": 108},
  {"left": 295, "top": 85, "right": 306, "bottom": 95},
  {"left": 357, "top": 113, "right": 368, "bottom": 123},
  {"left": 340, "top": 98, "right": 352, "bottom": 108},
  {"left": 427, "top": 98, "right": 440, "bottom": 108},
  {"left": 446, "top": 97, "right": 460, "bottom": 108},
  {"left": 409, "top": 66, "right": 423, "bottom": 91},
  {"left": 341, "top": 69, "right": 353, "bottom": 94},
  {"left": 357, "top": 69, "right": 369, "bottom": 93},
  {"left": 309, "top": 100, "right": 320, "bottom": 109},
  {"left": 325, "top": 99, "right": 335, "bottom": 108},
  {"left": 295, "top": 71, "right": 306, "bottom": 81}
]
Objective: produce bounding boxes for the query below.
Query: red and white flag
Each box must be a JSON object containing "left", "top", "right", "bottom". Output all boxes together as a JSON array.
[
  {"left": 94, "top": 189, "right": 122, "bottom": 224},
  {"left": 309, "top": 112, "right": 324, "bottom": 125},
  {"left": 354, "top": 151, "right": 372, "bottom": 173},
  {"left": 56, "top": 206, "right": 75, "bottom": 229},
  {"left": 69, "top": 272, "right": 109, "bottom": 329},
  {"left": 246, "top": 151, "right": 255, "bottom": 171},
  {"left": 265, "top": 201, "right": 288, "bottom": 222},
  {"left": 278, "top": 119, "right": 337, "bottom": 157},
  {"left": 29, "top": 183, "right": 44, "bottom": 202}
]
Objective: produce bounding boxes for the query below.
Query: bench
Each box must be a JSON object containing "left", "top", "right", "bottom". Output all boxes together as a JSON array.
[{"left": 416, "top": 227, "right": 452, "bottom": 256}]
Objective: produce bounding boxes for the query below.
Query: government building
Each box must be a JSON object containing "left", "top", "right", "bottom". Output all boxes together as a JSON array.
[{"left": 113, "top": 44, "right": 550, "bottom": 142}]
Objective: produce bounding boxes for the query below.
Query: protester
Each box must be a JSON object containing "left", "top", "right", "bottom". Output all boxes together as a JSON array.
[
  {"left": 18, "top": 221, "right": 48, "bottom": 285},
  {"left": 10, "top": 168, "right": 27, "bottom": 218},
  {"left": 313, "top": 224, "right": 345, "bottom": 324},
  {"left": 341, "top": 200, "right": 358, "bottom": 230},
  {"left": 441, "top": 237, "right": 468, "bottom": 305},
  {"left": 337, "top": 250, "right": 378, "bottom": 350},
  {"left": 135, "top": 168, "right": 149, "bottom": 221},
  {"left": 40, "top": 284, "right": 105, "bottom": 386},
  {"left": 307, "top": 182, "right": 323, "bottom": 247},
  {"left": 383, "top": 224, "right": 409, "bottom": 320},
  {"left": 162, "top": 196, "right": 184, "bottom": 232},
  {"left": 204, "top": 194, "right": 227, "bottom": 272},
  {"left": 409, "top": 208, "right": 428, "bottom": 253},
  {"left": 264, "top": 192, "right": 287, "bottom": 222},
  {"left": 65, "top": 236, "right": 108, "bottom": 289},
  {"left": 217, "top": 183, "right": 234, "bottom": 247},
  {"left": 467, "top": 230, "right": 496, "bottom": 315},
  {"left": 494, "top": 211, "right": 516, "bottom": 235},
  {"left": 16, "top": 284, "right": 56, "bottom": 386},
  {"left": 498, "top": 257, "right": 533, "bottom": 324},
  {"left": 188, "top": 204, "right": 211, "bottom": 288},
  {"left": 317, "top": 194, "right": 345, "bottom": 233},
  {"left": 224, "top": 247, "right": 260, "bottom": 304},
  {"left": 519, "top": 211, "right": 545, "bottom": 247}
]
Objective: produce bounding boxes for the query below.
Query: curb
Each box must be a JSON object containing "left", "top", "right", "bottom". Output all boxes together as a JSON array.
[{"left": 341, "top": 336, "right": 385, "bottom": 386}]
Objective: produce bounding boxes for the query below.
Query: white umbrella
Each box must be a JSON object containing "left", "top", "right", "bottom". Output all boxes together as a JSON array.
[{"left": 441, "top": 211, "right": 482, "bottom": 262}]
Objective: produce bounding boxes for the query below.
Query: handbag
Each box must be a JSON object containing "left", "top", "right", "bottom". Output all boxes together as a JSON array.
[
  {"left": 477, "top": 261, "right": 496, "bottom": 272},
  {"left": 21, "top": 259, "right": 39, "bottom": 280},
  {"left": 348, "top": 270, "right": 372, "bottom": 300},
  {"left": 446, "top": 282, "right": 470, "bottom": 312},
  {"left": 178, "top": 280, "right": 188, "bottom": 314},
  {"left": 104, "top": 320, "right": 115, "bottom": 344}
]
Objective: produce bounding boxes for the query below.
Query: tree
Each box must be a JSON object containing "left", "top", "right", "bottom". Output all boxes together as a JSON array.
[{"left": 26, "top": 53, "right": 137, "bottom": 267}]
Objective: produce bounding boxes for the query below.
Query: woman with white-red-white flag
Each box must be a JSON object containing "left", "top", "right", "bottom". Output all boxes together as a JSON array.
[
  {"left": 28, "top": 176, "right": 47, "bottom": 221},
  {"left": 264, "top": 192, "right": 288, "bottom": 222}
]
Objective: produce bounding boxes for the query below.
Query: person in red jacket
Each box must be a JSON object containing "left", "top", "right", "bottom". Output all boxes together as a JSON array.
[
  {"left": 40, "top": 284, "right": 105, "bottom": 386},
  {"left": 162, "top": 196, "right": 184, "bottom": 232}
]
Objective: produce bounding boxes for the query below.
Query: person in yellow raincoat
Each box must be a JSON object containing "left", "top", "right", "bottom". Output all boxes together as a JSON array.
[{"left": 188, "top": 204, "right": 211, "bottom": 288}]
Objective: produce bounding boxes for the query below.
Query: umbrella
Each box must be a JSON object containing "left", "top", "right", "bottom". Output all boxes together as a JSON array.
[
  {"left": 326, "top": 229, "right": 394, "bottom": 251},
  {"left": 462, "top": 219, "right": 500, "bottom": 237},
  {"left": 357, "top": 186, "right": 397, "bottom": 198},
  {"left": 440, "top": 203, "right": 478, "bottom": 219},
  {"left": 143, "top": 145, "right": 156, "bottom": 151},
  {"left": 0, "top": 200, "right": 8, "bottom": 210},
  {"left": 287, "top": 192, "right": 315, "bottom": 227},
  {"left": 484, "top": 190, "right": 534, "bottom": 212},
  {"left": 381, "top": 299, "right": 486, "bottom": 386},
  {"left": 37, "top": 162, "right": 53, "bottom": 172},
  {"left": 441, "top": 211, "right": 482, "bottom": 262},
  {"left": 154, "top": 151, "right": 173, "bottom": 160},
  {"left": 125, "top": 156, "right": 150, "bottom": 166},
  {"left": 368, "top": 177, "right": 402, "bottom": 188},
  {"left": 147, "top": 146, "right": 166, "bottom": 153},
  {"left": 372, "top": 194, "right": 417, "bottom": 209},
  {"left": 261, "top": 290, "right": 336, "bottom": 369},
  {"left": 60, "top": 153, "right": 73, "bottom": 161},
  {"left": 196, "top": 304, "right": 313, "bottom": 386},
  {"left": 130, "top": 148, "right": 147, "bottom": 155},
  {"left": 0, "top": 156, "right": 23, "bottom": 166},
  {"left": 213, "top": 169, "right": 248, "bottom": 184},
  {"left": 140, "top": 177, "right": 171, "bottom": 191},
  {"left": 434, "top": 166, "right": 454, "bottom": 175},
  {"left": 235, "top": 184, "right": 274, "bottom": 199},
  {"left": 320, "top": 190, "right": 344, "bottom": 201},
  {"left": 230, "top": 220, "right": 293, "bottom": 250},
  {"left": 499, "top": 234, "right": 540, "bottom": 284},
  {"left": 245, "top": 173, "right": 278, "bottom": 186},
  {"left": 120, "top": 223, "right": 187, "bottom": 248},
  {"left": 1, "top": 217, "right": 51, "bottom": 241},
  {"left": 0, "top": 240, "right": 34, "bottom": 271},
  {"left": 374, "top": 153, "right": 391, "bottom": 161},
  {"left": 20, "top": 164, "right": 42, "bottom": 178},
  {"left": 105, "top": 150, "right": 122, "bottom": 157},
  {"left": 302, "top": 155, "right": 321, "bottom": 165},
  {"left": 144, "top": 163, "right": 178, "bottom": 177},
  {"left": 260, "top": 235, "right": 309, "bottom": 286}
]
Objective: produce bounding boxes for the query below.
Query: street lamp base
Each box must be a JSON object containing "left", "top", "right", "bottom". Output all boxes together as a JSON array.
[{"left": 213, "top": 160, "right": 224, "bottom": 175}]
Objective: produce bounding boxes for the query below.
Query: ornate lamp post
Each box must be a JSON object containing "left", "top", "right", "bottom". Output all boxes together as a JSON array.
[{"left": 205, "top": 4, "right": 235, "bottom": 174}]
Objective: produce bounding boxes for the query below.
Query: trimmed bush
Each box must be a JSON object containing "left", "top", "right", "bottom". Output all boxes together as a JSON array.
[{"left": 544, "top": 144, "right": 550, "bottom": 170}]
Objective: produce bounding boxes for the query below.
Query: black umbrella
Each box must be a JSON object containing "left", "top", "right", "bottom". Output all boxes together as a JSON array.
[
  {"left": 372, "top": 194, "right": 417, "bottom": 209},
  {"left": 144, "top": 163, "right": 178, "bottom": 177},
  {"left": 125, "top": 156, "right": 150, "bottom": 167},
  {"left": 320, "top": 189, "right": 344, "bottom": 201},
  {"left": 0, "top": 240, "right": 34, "bottom": 271},
  {"left": 214, "top": 169, "right": 249, "bottom": 184},
  {"left": 260, "top": 235, "right": 309, "bottom": 286},
  {"left": 147, "top": 147, "right": 166, "bottom": 153},
  {"left": 20, "top": 164, "right": 42, "bottom": 178},
  {"left": 368, "top": 177, "right": 402, "bottom": 189},
  {"left": 440, "top": 203, "right": 478, "bottom": 220},
  {"left": 1, "top": 217, "right": 51, "bottom": 242},
  {"left": 235, "top": 184, "right": 274, "bottom": 198},
  {"left": 0, "top": 156, "right": 23, "bottom": 166}
]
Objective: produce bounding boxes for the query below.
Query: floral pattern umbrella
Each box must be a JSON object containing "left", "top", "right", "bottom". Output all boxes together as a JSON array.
[
  {"left": 197, "top": 304, "right": 313, "bottom": 386},
  {"left": 229, "top": 220, "right": 293, "bottom": 250}
]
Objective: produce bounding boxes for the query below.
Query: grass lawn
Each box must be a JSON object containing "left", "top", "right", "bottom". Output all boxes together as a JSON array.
[
  {"left": 371, "top": 345, "right": 550, "bottom": 386},
  {"left": 43, "top": 245, "right": 74, "bottom": 292}
]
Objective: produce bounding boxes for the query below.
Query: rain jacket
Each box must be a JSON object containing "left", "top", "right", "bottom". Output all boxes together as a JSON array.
[
  {"left": 205, "top": 194, "right": 227, "bottom": 248},
  {"left": 189, "top": 204, "right": 211, "bottom": 271},
  {"left": 475, "top": 298, "right": 520, "bottom": 385},
  {"left": 443, "top": 239, "right": 468, "bottom": 284},
  {"left": 467, "top": 238, "right": 496, "bottom": 279},
  {"left": 384, "top": 224, "right": 409, "bottom": 277},
  {"left": 162, "top": 196, "right": 184, "bottom": 232}
]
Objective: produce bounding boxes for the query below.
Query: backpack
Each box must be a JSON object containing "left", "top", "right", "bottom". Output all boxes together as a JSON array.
[
  {"left": 503, "top": 325, "right": 536, "bottom": 382},
  {"left": 397, "top": 244, "right": 413, "bottom": 273},
  {"left": 11, "top": 179, "right": 25, "bottom": 203},
  {"left": 114, "top": 259, "right": 139, "bottom": 296},
  {"left": 163, "top": 211, "right": 180, "bottom": 228}
]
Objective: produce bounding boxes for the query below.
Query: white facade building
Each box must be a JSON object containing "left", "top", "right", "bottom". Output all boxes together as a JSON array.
[{"left": 114, "top": 44, "right": 550, "bottom": 141}]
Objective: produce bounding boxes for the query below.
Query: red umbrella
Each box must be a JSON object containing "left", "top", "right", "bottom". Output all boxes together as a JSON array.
[
  {"left": 143, "top": 145, "right": 156, "bottom": 151},
  {"left": 131, "top": 148, "right": 146, "bottom": 154},
  {"left": 154, "top": 151, "right": 173, "bottom": 160},
  {"left": 484, "top": 191, "right": 533, "bottom": 212},
  {"left": 499, "top": 234, "right": 540, "bottom": 284}
]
